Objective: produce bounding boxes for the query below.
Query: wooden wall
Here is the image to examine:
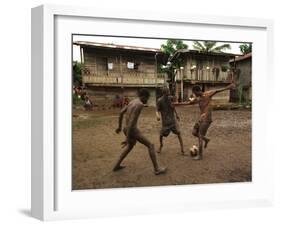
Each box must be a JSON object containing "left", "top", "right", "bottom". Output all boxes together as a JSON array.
[
  {"left": 230, "top": 58, "right": 252, "bottom": 103},
  {"left": 83, "top": 47, "right": 157, "bottom": 78},
  {"left": 182, "top": 55, "right": 231, "bottom": 81}
]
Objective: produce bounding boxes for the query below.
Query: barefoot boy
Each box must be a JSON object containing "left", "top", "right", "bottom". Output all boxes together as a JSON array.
[
  {"left": 187, "top": 83, "right": 235, "bottom": 160},
  {"left": 113, "top": 88, "right": 167, "bottom": 175},
  {"left": 156, "top": 87, "right": 184, "bottom": 155}
]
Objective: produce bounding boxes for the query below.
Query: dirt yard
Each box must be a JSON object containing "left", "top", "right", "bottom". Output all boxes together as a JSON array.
[{"left": 72, "top": 105, "right": 251, "bottom": 190}]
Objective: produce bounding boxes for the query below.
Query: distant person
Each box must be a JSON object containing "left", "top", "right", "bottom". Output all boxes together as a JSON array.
[
  {"left": 84, "top": 95, "right": 93, "bottom": 111},
  {"left": 156, "top": 87, "right": 184, "bottom": 155},
  {"left": 113, "top": 88, "right": 167, "bottom": 175},
  {"left": 80, "top": 90, "right": 87, "bottom": 101},
  {"left": 123, "top": 96, "right": 129, "bottom": 106},
  {"left": 187, "top": 83, "right": 235, "bottom": 160},
  {"left": 114, "top": 95, "right": 122, "bottom": 108}
]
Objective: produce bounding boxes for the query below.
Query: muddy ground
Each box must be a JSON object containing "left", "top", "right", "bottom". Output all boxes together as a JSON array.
[{"left": 72, "top": 105, "right": 251, "bottom": 190}]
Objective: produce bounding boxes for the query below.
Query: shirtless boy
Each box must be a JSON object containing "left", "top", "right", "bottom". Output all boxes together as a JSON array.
[
  {"left": 156, "top": 87, "right": 184, "bottom": 155},
  {"left": 113, "top": 88, "right": 167, "bottom": 175},
  {"left": 187, "top": 83, "right": 235, "bottom": 160}
]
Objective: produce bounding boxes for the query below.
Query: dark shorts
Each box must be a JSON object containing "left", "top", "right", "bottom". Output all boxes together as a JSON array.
[
  {"left": 160, "top": 123, "right": 181, "bottom": 137},
  {"left": 193, "top": 120, "right": 212, "bottom": 137}
]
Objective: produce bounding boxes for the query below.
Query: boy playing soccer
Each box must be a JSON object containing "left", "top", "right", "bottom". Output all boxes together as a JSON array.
[
  {"left": 187, "top": 83, "right": 235, "bottom": 160},
  {"left": 113, "top": 88, "right": 167, "bottom": 175},
  {"left": 156, "top": 87, "right": 184, "bottom": 155}
]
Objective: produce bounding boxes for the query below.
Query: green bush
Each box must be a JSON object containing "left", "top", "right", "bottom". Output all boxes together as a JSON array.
[{"left": 73, "top": 94, "right": 83, "bottom": 106}]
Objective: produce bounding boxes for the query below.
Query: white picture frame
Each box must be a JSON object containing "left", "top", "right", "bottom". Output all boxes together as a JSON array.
[{"left": 31, "top": 4, "right": 274, "bottom": 221}]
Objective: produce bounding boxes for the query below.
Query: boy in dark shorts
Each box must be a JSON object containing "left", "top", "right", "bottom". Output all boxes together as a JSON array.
[
  {"left": 187, "top": 83, "right": 235, "bottom": 160},
  {"left": 113, "top": 88, "right": 167, "bottom": 175},
  {"left": 156, "top": 87, "right": 184, "bottom": 155}
]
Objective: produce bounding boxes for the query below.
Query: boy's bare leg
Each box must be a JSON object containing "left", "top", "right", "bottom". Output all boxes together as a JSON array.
[
  {"left": 113, "top": 144, "right": 134, "bottom": 171},
  {"left": 137, "top": 134, "right": 167, "bottom": 175},
  {"left": 177, "top": 133, "right": 185, "bottom": 155},
  {"left": 158, "top": 135, "right": 163, "bottom": 153},
  {"left": 192, "top": 130, "right": 210, "bottom": 149},
  {"left": 200, "top": 122, "right": 211, "bottom": 148},
  {"left": 203, "top": 137, "right": 210, "bottom": 148}
]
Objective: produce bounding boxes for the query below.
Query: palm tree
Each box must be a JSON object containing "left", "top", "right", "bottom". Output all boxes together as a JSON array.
[
  {"left": 239, "top": 44, "right": 252, "bottom": 54},
  {"left": 193, "top": 41, "right": 231, "bottom": 53},
  {"left": 161, "top": 39, "right": 188, "bottom": 56}
]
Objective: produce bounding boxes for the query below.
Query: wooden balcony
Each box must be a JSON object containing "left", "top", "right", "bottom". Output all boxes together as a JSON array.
[
  {"left": 175, "top": 69, "right": 231, "bottom": 83},
  {"left": 82, "top": 72, "right": 166, "bottom": 87}
]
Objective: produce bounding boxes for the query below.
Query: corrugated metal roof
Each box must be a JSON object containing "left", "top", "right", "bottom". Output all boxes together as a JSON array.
[
  {"left": 169, "top": 49, "right": 239, "bottom": 62},
  {"left": 73, "top": 41, "right": 161, "bottom": 53},
  {"left": 229, "top": 52, "right": 252, "bottom": 63}
]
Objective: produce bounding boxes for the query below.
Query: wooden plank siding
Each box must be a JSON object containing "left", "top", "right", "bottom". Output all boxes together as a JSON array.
[
  {"left": 82, "top": 74, "right": 165, "bottom": 87},
  {"left": 82, "top": 47, "right": 165, "bottom": 87},
  {"left": 180, "top": 55, "right": 231, "bottom": 82}
]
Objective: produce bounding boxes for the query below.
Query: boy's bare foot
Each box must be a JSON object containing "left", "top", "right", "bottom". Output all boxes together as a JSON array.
[
  {"left": 192, "top": 155, "right": 202, "bottom": 160},
  {"left": 154, "top": 167, "right": 167, "bottom": 175},
  {"left": 113, "top": 165, "right": 126, "bottom": 171},
  {"left": 204, "top": 138, "right": 210, "bottom": 148}
]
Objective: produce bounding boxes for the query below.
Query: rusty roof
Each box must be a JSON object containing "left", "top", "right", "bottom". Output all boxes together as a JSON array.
[
  {"left": 169, "top": 49, "right": 239, "bottom": 63},
  {"left": 229, "top": 52, "right": 252, "bottom": 63},
  {"left": 73, "top": 41, "right": 162, "bottom": 53},
  {"left": 175, "top": 48, "right": 238, "bottom": 56}
]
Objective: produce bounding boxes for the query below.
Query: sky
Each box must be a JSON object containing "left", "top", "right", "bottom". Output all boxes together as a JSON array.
[{"left": 73, "top": 35, "right": 248, "bottom": 62}]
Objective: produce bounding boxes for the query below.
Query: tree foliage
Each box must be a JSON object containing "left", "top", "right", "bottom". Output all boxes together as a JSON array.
[
  {"left": 160, "top": 39, "right": 188, "bottom": 71},
  {"left": 239, "top": 44, "right": 252, "bottom": 54},
  {"left": 193, "top": 41, "right": 231, "bottom": 53},
  {"left": 73, "top": 61, "right": 83, "bottom": 85},
  {"left": 161, "top": 39, "right": 188, "bottom": 56}
]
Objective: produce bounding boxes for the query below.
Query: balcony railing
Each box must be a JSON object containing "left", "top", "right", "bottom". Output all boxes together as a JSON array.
[
  {"left": 176, "top": 69, "right": 231, "bottom": 82},
  {"left": 82, "top": 72, "right": 166, "bottom": 86}
]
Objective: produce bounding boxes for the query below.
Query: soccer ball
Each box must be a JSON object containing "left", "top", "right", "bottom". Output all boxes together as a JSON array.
[{"left": 189, "top": 145, "right": 198, "bottom": 157}]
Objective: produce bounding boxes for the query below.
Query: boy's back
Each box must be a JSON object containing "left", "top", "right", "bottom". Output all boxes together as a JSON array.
[{"left": 157, "top": 95, "right": 176, "bottom": 127}]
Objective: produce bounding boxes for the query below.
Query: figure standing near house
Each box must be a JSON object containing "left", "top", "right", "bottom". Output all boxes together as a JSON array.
[
  {"left": 187, "top": 83, "right": 235, "bottom": 160},
  {"left": 84, "top": 95, "right": 93, "bottom": 111},
  {"left": 113, "top": 88, "right": 167, "bottom": 175},
  {"left": 123, "top": 96, "right": 129, "bottom": 106},
  {"left": 156, "top": 87, "right": 185, "bottom": 155}
]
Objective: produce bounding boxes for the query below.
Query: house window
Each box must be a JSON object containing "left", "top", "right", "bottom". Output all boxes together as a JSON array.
[
  {"left": 108, "top": 62, "right": 113, "bottom": 70},
  {"left": 127, "top": 61, "right": 140, "bottom": 70},
  {"left": 127, "top": 62, "right": 134, "bottom": 69}
]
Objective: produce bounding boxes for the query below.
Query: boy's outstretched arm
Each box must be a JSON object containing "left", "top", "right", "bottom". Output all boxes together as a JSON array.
[
  {"left": 206, "top": 82, "right": 236, "bottom": 98},
  {"left": 115, "top": 105, "right": 128, "bottom": 133},
  {"left": 186, "top": 98, "right": 198, "bottom": 105}
]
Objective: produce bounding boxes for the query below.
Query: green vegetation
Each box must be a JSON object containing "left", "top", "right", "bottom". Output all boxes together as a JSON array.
[
  {"left": 161, "top": 39, "right": 188, "bottom": 56},
  {"left": 192, "top": 41, "right": 231, "bottom": 53},
  {"left": 239, "top": 43, "right": 252, "bottom": 54},
  {"left": 73, "top": 61, "right": 83, "bottom": 86},
  {"left": 160, "top": 39, "right": 188, "bottom": 75},
  {"left": 73, "top": 94, "right": 83, "bottom": 106},
  {"left": 221, "top": 65, "right": 230, "bottom": 72}
]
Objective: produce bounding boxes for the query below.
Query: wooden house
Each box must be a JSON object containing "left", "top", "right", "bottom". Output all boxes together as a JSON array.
[
  {"left": 73, "top": 41, "right": 168, "bottom": 107},
  {"left": 229, "top": 53, "right": 252, "bottom": 103},
  {"left": 169, "top": 49, "right": 237, "bottom": 103}
]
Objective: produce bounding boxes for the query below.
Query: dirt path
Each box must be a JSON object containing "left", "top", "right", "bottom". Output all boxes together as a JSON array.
[{"left": 72, "top": 106, "right": 251, "bottom": 190}]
